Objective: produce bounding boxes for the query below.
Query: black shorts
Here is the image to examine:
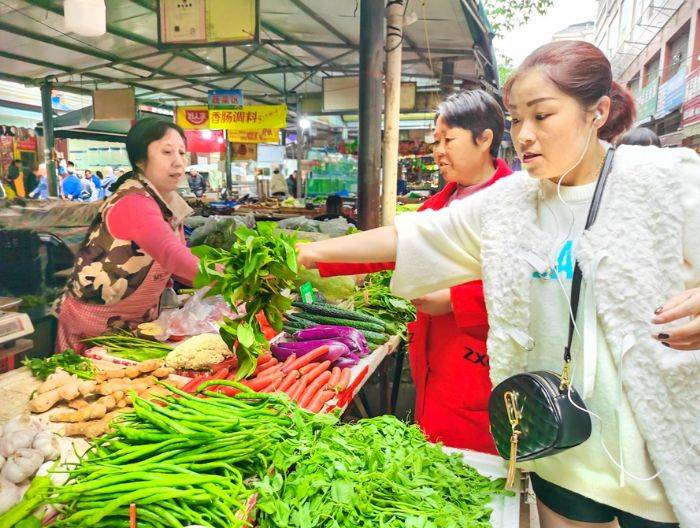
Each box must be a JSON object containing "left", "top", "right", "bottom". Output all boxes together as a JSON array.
[{"left": 531, "top": 474, "right": 679, "bottom": 528}]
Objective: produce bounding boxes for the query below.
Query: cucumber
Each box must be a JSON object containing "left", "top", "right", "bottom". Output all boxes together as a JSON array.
[
  {"left": 285, "top": 314, "right": 316, "bottom": 328},
  {"left": 291, "top": 301, "right": 388, "bottom": 329},
  {"left": 360, "top": 329, "right": 389, "bottom": 346},
  {"left": 291, "top": 311, "right": 386, "bottom": 333}
]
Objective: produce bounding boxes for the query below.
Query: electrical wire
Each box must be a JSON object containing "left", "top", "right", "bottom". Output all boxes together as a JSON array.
[{"left": 566, "top": 373, "right": 698, "bottom": 481}]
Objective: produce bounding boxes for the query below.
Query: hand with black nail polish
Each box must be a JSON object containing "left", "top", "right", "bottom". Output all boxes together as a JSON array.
[{"left": 652, "top": 287, "right": 700, "bottom": 350}]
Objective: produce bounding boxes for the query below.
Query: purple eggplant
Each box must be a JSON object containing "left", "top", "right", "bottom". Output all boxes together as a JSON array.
[
  {"left": 333, "top": 355, "right": 359, "bottom": 368},
  {"left": 295, "top": 325, "right": 370, "bottom": 355},
  {"left": 271, "top": 340, "right": 349, "bottom": 363}
]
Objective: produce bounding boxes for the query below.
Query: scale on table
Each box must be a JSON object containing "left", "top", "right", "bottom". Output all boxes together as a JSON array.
[
  {"left": 0, "top": 296, "right": 34, "bottom": 348},
  {"left": 0, "top": 311, "right": 34, "bottom": 347}
]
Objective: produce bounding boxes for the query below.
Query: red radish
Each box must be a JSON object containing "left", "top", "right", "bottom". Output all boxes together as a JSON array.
[
  {"left": 306, "top": 389, "right": 335, "bottom": 413},
  {"left": 298, "top": 370, "right": 332, "bottom": 408},
  {"left": 283, "top": 345, "right": 330, "bottom": 373}
]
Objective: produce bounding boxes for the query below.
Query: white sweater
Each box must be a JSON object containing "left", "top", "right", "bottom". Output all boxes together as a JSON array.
[{"left": 392, "top": 145, "right": 700, "bottom": 525}]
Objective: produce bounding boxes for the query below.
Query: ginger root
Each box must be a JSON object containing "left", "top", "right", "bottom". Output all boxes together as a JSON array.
[{"left": 51, "top": 403, "right": 107, "bottom": 423}]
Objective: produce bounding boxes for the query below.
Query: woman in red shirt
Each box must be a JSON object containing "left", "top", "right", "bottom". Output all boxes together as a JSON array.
[
  {"left": 56, "top": 119, "right": 199, "bottom": 351},
  {"left": 319, "top": 90, "right": 511, "bottom": 452}
]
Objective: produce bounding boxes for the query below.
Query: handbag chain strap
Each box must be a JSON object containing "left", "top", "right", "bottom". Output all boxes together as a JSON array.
[{"left": 560, "top": 147, "right": 616, "bottom": 390}]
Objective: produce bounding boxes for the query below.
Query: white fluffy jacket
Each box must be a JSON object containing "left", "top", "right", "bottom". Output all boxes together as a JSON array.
[{"left": 478, "top": 146, "right": 700, "bottom": 526}]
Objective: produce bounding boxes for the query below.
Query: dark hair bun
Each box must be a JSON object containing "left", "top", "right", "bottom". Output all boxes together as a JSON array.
[{"left": 599, "top": 81, "right": 636, "bottom": 142}]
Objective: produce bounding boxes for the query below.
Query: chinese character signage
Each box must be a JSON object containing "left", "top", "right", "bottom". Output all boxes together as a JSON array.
[
  {"left": 177, "top": 104, "right": 287, "bottom": 134},
  {"left": 231, "top": 142, "right": 257, "bottom": 161},
  {"left": 228, "top": 128, "right": 279, "bottom": 144},
  {"left": 656, "top": 67, "right": 687, "bottom": 119},
  {"left": 208, "top": 89, "right": 244, "bottom": 108},
  {"left": 208, "top": 105, "right": 287, "bottom": 131},
  {"left": 635, "top": 77, "right": 658, "bottom": 124},
  {"left": 176, "top": 105, "right": 210, "bottom": 129},
  {"left": 682, "top": 68, "right": 700, "bottom": 128}
]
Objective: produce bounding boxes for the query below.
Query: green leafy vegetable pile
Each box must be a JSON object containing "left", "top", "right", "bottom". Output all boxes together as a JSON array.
[
  {"left": 2, "top": 382, "right": 506, "bottom": 527},
  {"left": 22, "top": 349, "right": 95, "bottom": 380},
  {"left": 193, "top": 222, "right": 299, "bottom": 378},
  {"left": 255, "top": 414, "right": 506, "bottom": 528},
  {"left": 352, "top": 271, "right": 417, "bottom": 340}
]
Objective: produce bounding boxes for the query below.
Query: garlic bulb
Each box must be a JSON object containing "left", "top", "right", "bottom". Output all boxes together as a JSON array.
[
  {"left": 32, "top": 432, "right": 60, "bottom": 461},
  {"left": 1, "top": 449, "right": 43, "bottom": 484},
  {"left": 2, "top": 414, "right": 42, "bottom": 436},
  {"left": 0, "top": 477, "right": 21, "bottom": 514},
  {"left": 0, "top": 430, "right": 35, "bottom": 458}
]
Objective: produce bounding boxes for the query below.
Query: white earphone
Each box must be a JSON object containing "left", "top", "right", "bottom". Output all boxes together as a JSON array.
[{"left": 594, "top": 111, "right": 602, "bottom": 122}]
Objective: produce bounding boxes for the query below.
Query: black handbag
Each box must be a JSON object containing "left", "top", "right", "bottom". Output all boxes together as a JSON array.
[{"left": 488, "top": 148, "right": 616, "bottom": 487}]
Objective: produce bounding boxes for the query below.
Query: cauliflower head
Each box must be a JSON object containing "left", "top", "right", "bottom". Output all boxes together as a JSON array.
[{"left": 165, "top": 333, "right": 233, "bottom": 370}]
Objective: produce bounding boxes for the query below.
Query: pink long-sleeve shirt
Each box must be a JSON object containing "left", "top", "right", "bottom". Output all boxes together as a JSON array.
[{"left": 106, "top": 194, "right": 199, "bottom": 284}]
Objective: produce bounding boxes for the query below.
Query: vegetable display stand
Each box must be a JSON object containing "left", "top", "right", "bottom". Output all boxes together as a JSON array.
[{"left": 323, "top": 334, "right": 402, "bottom": 415}]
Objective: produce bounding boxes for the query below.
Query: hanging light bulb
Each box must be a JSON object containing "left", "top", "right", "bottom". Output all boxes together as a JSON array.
[
  {"left": 201, "top": 129, "right": 213, "bottom": 140},
  {"left": 64, "top": 0, "right": 106, "bottom": 37}
]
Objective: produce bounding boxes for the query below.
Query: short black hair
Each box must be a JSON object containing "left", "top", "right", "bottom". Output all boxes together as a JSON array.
[
  {"left": 616, "top": 127, "right": 661, "bottom": 147},
  {"left": 435, "top": 89, "right": 505, "bottom": 158},
  {"left": 67, "top": 161, "right": 74, "bottom": 167},
  {"left": 13, "top": 159, "right": 21, "bottom": 164},
  {"left": 325, "top": 194, "right": 343, "bottom": 215},
  {"left": 126, "top": 118, "right": 186, "bottom": 173}
]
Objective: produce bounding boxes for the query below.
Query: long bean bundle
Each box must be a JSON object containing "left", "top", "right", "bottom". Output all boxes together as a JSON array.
[{"left": 7, "top": 383, "right": 334, "bottom": 528}]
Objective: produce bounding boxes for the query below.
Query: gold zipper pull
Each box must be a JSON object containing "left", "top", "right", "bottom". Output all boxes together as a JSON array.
[
  {"left": 504, "top": 391, "right": 521, "bottom": 489},
  {"left": 560, "top": 360, "right": 572, "bottom": 391},
  {"left": 506, "top": 431, "right": 520, "bottom": 488}
]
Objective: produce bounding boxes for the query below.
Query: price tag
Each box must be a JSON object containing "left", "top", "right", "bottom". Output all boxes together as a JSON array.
[{"left": 299, "top": 282, "right": 315, "bottom": 303}]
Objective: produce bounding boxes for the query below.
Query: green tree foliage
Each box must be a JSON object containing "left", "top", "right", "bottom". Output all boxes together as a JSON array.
[
  {"left": 484, "top": 0, "right": 555, "bottom": 36},
  {"left": 497, "top": 53, "right": 514, "bottom": 86}
]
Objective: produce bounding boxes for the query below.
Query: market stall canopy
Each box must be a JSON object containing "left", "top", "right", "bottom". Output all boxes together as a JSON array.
[
  {"left": 0, "top": 0, "right": 497, "bottom": 127},
  {"left": 34, "top": 105, "right": 171, "bottom": 142}
]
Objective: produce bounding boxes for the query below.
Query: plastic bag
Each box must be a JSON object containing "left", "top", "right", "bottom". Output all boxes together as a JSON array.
[
  {"left": 152, "top": 287, "right": 237, "bottom": 340},
  {"left": 187, "top": 214, "right": 256, "bottom": 248}
]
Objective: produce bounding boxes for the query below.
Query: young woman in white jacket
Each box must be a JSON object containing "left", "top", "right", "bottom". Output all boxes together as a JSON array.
[{"left": 298, "top": 41, "right": 700, "bottom": 528}]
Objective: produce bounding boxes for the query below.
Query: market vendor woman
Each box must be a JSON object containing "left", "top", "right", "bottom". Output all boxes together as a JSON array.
[{"left": 56, "top": 119, "right": 199, "bottom": 351}]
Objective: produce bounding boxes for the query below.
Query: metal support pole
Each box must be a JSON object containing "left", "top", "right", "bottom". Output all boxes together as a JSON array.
[
  {"left": 225, "top": 130, "right": 232, "bottom": 194},
  {"left": 381, "top": 0, "right": 404, "bottom": 226},
  {"left": 440, "top": 58, "right": 455, "bottom": 99},
  {"left": 40, "top": 81, "right": 58, "bottom": 197},
  {"left": 357, "top": 0, "right": 385, "bottom": 230},
  {"left": 296, "top": 118, "right": 304, "bottom": 199}
]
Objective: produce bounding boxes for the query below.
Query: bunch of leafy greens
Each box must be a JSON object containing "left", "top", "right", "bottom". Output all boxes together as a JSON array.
[
  {"left": 352, "top": 271, "right": 416, "bottom": 340},
  {"left": 22, "top": 349, "right": 95, "bottom": 380},
  {"left": 193, "top": 222, "right": 299, "bottom": 378},
  {"left": 255, "top": 414, "right": 507, "bottom": 528}
]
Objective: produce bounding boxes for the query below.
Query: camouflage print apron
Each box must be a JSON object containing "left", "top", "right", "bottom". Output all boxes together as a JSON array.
[{"left": 55, "top": 177, "right": 191, "bottom": 352}]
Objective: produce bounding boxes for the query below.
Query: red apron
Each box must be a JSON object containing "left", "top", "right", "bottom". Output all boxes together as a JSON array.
[
  {"left": 318, "top": 158, "right": 512, "bottom": 453},
  {"left": 408, "top": 294, "right": 496, "bottom": 453},
  {"left": 55, "top": 260, "right": 171, "bottom": 353}
]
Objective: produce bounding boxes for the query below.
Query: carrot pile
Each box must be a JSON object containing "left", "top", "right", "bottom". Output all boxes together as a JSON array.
[{"left": 182, "top": 345, "right": 352, "bottom": 413}]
